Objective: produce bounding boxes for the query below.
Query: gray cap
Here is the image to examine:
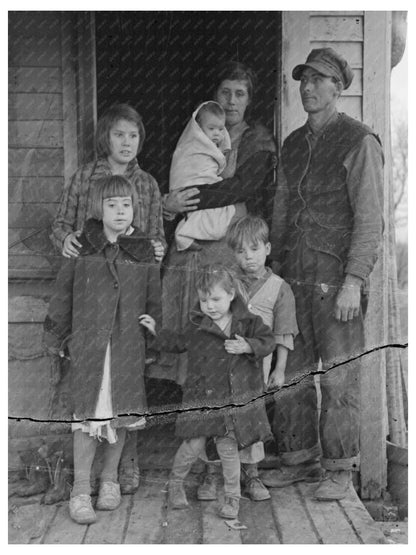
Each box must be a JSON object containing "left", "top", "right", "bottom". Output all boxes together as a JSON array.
[{"left": 292, "top": 47, "right": 354, "bottom": 89}]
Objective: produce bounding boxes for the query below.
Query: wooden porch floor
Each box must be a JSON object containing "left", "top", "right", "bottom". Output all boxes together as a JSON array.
[{"left": 9, "top": 469, "right": 387, "bottom": 544}]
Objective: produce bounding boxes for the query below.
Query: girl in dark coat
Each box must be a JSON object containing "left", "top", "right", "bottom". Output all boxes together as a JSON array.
[
  {"left": 139, "top": 264, "right": 274, "bottom": 520},
  {"left": 44, "top": 176, "right": 161, "bottom": 525}
]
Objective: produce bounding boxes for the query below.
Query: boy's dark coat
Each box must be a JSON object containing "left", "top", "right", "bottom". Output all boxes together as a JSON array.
[
  {"left": 43, "top": 219, "right": 161, "bottom": 420},
  {"left": 153, "top": 297, "right": 275, "bottom": 449}
]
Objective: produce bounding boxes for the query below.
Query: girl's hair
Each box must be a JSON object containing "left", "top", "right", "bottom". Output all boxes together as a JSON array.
[
  {"left": 195, "top": 101, "right": 225, "bottom": 126},
  {"left": 213, "top": 61, "right": 257, "bottom": 102},
  {"left": 96, "top": 103, "right": 146, "bottom": 158},
  {"left": 226, "top": 215, "right": 270, "bottom": 250},
  {"left": 195, "top": 263, "right": 248, "bottom": 302},
  {"left": 89, "top": 175, "right": 138, "bottom": 220}
]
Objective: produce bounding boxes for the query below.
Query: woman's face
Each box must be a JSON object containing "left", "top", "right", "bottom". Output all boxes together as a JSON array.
[{"left": 215, "top": 79, "right": 250, "bottom": 127}]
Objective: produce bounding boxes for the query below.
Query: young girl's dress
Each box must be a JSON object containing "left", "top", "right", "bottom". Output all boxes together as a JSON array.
[{"left": 44, "top": 219, "right": 162, "bottom": 434}]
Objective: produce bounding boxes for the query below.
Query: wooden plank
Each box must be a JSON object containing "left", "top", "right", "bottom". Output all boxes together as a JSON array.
[
  {"left": 9, "top": 67, "right": 62, "bottom": 93},
  {"left": 8, "top": 295, "right": 49, "bottom": 323},
  {"left": 338, "top": 96, "right": 362, "bottom": 121},
  {"left": 84, "top": 495, "right": 131, "bottom": 544},
  {"left": 9, "top": 93, "right": 62, "bottom": 120},
  {"left": 201, "top": 492, "right": 242, "bottom": 544},
  {"left": 298, "top": 482, "right": 361, "bottom": 544},
  {"left": 163, "top": 474, "right": 202, "bottom": 544},
  {"left": 42, "top": 503, "right": 88, "bottom": 544},
  {"left": 8, "top": 149, "right": 64, "bottom": 177},
  {"left": 124, "top": 469, "right": 168, "bottom": 543},
  {"left": 9, "top": 358, "right": 53, "bottom": 420},
  {"left": 270, "top": 485, "right": 319, "bottom": 544},
  {"left": 8, "top": 255, "right": 54, "bottom": 275},
  {"left": 9, "top": 501, "right": 58, "bottom": 544},
  {"left": 8, "top": 37, "right": 61, "bottom": 67},
  {"left": 310, "top": 15, "right": 363, "bottom": 42},
  {"left": 61, "top": 13, "right": 80, "bottom": 181},
  {"left": 338, "top": 485, "right": 387, "bottom": 544},
  {"left": 9, "top": 121, "right": 63, "bottom": 148},
  {"left": 9, "top": 178, "right": 64, "bottom": 203},
  {"left": 239, "top": 497, "right": 280, "bottom": 544},
  {"left": 360, "top": 10, "right": 391, "bottom": 499},
  {"left": 310, "top": 41, "right": 363, "bottom": 68},
  {"left": 9, "top": 202, "right": 58, "bottom": 228},
  {"left": 76, "top": 13, "right": 97, "bottom": 166},
  {"left": 281, "top": 12, "right": 311, "bottom": 138},
  {"left": 8, "top": 12, "right": 61, "bottom": 39},
  {"left": 9, "top": 322, "right": 44, "bottom": 359},
  {"left": 29, "top": 505, "right": 60, "bottom": 544}
]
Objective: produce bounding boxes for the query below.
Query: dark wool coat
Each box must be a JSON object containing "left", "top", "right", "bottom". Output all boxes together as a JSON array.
[
  {"left": 152, "top": 296, "right": 275, "bottom": 449},
  {"left": 43, "top": 219, "right": 162, "bottom": 420}
]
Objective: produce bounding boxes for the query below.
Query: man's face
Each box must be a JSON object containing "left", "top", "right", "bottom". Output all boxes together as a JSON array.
[{"left": 299, "top": 68, "right": 340, "bottom": 115}]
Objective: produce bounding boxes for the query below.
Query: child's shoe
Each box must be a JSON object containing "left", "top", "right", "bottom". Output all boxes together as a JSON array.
[
  {"left": 245, "top": 476, "right": 271, "bottom": 501},
  {"left": 197, "top": 473, "right": 218, "bottom": 500},
  {"left": 168, "top": 479, "right": 189, "bottom": 509},
  {"left": 69, "top": 493, "right": 97, "bottom": 524},
  {"left": 96, "top": 481, "right": 121, "bottom": 510},
  {"left": 218, "top": 496, "right": 240, "bottom": 519}
]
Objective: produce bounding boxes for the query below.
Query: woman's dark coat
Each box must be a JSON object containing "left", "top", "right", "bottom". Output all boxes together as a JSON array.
[
  {"left": 152, "top": 296, "right": 275, "bottom": 449},
  {"left": 43, "top": 219, "right": 161, "bottom": 420}
]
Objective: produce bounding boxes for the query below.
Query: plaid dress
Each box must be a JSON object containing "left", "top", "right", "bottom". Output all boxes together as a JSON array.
[{"left": 51, "top": 157, "right": 166, "bottom": 251}]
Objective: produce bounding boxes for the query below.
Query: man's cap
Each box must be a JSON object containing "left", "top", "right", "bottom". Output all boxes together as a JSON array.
[{"left": 292, "top": 48, "right": 354, "bottom": 89}]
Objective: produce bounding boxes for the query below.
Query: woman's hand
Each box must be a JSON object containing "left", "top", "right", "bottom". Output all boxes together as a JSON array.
[
  {"left": 224, "top": 334, "right": 253, "bottom": 355},
  {"left": 163, "top": 188, "right": 200, "bottom": 217},
  {"left": 62, "top": 231, "right": 82, "bottom": 258},
  {"left": 138, "top": 314, "right": 156, "bottom": 335},
  {"left": 150, "top": 240, "right": 165, "bottom": 262}
]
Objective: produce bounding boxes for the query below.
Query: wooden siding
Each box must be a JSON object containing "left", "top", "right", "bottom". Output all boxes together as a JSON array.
[{"left": 8, "top": 12, "right": 64, "bottom": 280}]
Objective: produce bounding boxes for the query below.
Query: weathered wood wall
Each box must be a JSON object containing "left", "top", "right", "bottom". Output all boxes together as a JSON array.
[{"left": 8, "top": 12, "right": 76, "bottom": 468}]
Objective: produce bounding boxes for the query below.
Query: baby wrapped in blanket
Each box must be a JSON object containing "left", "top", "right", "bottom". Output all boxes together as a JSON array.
[{"left": 170, "top": 101, "right": 236, "bottom": 251}]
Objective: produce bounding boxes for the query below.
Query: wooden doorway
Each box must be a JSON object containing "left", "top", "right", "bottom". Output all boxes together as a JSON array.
[{"left": 95, "top": 11, "right": 281, "bottom": 194}]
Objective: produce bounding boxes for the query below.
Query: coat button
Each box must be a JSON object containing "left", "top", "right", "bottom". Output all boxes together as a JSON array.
[{"left": 114, "top": 282, "right": 119, "bottom": 289}]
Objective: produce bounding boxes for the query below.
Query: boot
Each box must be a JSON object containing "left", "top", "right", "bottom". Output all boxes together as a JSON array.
[{"left": 168, "top": 478, "right": 189, "bottom": 509}]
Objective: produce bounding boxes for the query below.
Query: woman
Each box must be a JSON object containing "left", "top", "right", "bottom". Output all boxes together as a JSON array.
[{"left": 149, "top": 61, "right": 277, "bottom": 501}]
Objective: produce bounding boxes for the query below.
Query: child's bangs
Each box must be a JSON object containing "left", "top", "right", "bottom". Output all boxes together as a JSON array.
[{"left": 102, "top": 180, "right": 134, "bottom": 200}]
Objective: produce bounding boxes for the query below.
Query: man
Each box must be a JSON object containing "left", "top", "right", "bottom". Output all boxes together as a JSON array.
[{"left": 266, "top": 48, "right": 384, "bottom": 500}]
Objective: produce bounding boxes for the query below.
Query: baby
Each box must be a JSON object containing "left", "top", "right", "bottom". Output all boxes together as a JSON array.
[{"left": 169, "top": 101, "right": 236, "bottom": 251}]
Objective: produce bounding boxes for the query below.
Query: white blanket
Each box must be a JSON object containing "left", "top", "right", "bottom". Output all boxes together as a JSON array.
[{"left": 170, "top": 102, "right": 236, "bottom": 251}]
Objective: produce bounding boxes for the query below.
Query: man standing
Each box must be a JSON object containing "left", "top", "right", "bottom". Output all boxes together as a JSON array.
[{"left": 266, "top": 48, "right": 384, "bottom": 500}]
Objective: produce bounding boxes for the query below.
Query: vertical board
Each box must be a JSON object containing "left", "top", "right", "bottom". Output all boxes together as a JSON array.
[{"left": 360, "top": 10, "right": 391, "bottom": 499}]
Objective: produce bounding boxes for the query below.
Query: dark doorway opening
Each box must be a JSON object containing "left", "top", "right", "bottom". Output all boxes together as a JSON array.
[{"left": 95, "top": 11, "right": 281, "bottom": 194}]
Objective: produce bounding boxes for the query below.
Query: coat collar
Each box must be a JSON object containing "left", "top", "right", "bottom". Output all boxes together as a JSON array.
[
  {"left": 80, "top": 219, "right": 154, "bottom": 262},
  {"left": 189, "top": 294, "right": 255, "bottom": 338}
]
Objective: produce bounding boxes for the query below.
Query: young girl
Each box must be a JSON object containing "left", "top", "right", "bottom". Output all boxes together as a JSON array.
[
  {"left": 139, "top": 264, "right": 275, "bottom": 520},
  {"left": 170, "top": 101, "right": 240, "bottom": 251},
  {"left": 51, "top": 102, "right": 165, "bottom": 262},
  {"left": 44, "top": 176, "right": 161, "bottom": 525},
  {"left": 51, "top": 103, "right": 165, "bottom": 495}
]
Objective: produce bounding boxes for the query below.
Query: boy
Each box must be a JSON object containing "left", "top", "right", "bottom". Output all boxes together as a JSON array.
[{"left": 226, "top": 215, "right": 299, "bottom": 495}]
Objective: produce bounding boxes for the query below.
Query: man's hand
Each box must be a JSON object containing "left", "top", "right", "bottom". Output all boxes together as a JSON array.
[
  {"left": 62, "top": 231, "right": 82, "bottom": 258},
  {"left": 224, "top": 334, "right": 253, "bottom": 355},
  {"left": 163, "top": 188, "right": 200, "bottom": 217},
  {"left": 150, "top": 240, "right": 165, "bottom": 262},
  {"left": 334, "top": 274, "right": 362, "bottom": 322}
]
